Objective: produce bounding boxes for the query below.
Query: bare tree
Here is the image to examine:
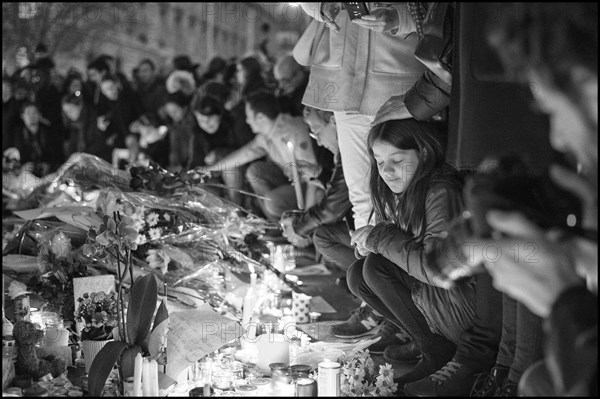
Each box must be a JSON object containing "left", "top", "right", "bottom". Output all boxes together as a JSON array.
[{"left": 2, "top": 2, "right": 142, "bottom": 64}]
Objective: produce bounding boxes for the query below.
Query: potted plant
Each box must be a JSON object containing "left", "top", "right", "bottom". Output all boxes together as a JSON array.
[
  {"left": 82, "top": 212, "right": 169, "bottom": 396},
  {"left": 74, "top": 290, "right": 119, "bottom": 373},
  {"left": 87, "top": 273, "right": 169, "bottom": 396}
]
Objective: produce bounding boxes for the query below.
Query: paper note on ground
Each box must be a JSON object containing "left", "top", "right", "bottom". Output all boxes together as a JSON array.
[{"left": 167, "top": 304, "right": 243, "bottom": 380}]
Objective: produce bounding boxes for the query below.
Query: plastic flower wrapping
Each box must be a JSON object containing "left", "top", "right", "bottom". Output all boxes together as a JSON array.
[{"left": 2, "top": 152, "right": 275, "bottom": 326}]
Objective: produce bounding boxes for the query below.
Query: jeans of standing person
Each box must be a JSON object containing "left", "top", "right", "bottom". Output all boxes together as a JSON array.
[
  {"left": 347, "top": 253, "right": 457, "bottom": 362},
  {"left": 496, "top": 294, "right": 544, "bottom": 383},
  {"left": 312, "top": 221, "right": 356, "bottom": 272},
  {"left": 333, "top": 112, "right": 374, "bottom": 230},
  {"left": 246, "top": 160, "right": 304, "bottom": 221},
  {"left": 453, "top": 272, "right": 503, "bottom": 371}
]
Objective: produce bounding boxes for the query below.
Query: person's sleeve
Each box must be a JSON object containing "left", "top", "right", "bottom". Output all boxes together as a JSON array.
[
  {"left": 404, "top": 69, "right": 451, "bottom": 121},
  {"left": 300, "top": 3, "right": 325, "bottom": 22},
  {"left": 545, "top": 286, "right": 598, "bottom": 396},
  {"left": 387, "top": 3, "right": 418, "bottom": 36},
  {"left": 209, "top": 136, "right": 267, "bottom": 173},
  {"left": 293, "top": 154, "right": 352, "bottom": 236},
  {"left": 292, "top": 126, "right": 322, "bottom": 183},
  {"left": 364, "top": 186, "right": 463, "bottom": 286}
]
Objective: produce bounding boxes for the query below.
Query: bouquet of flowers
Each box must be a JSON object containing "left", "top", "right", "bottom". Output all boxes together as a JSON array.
[
  {"left": 338, "top": 350, "right": 398, "bottom": 397},
  {"left": 129, "top": 160, "right": 210, "bottom": 195},
  {"left": 74, "top": 291, "right": 119, "bottom": 341},
  {"left": 32, "top": 232, "right": 87, "bottom": 322}
]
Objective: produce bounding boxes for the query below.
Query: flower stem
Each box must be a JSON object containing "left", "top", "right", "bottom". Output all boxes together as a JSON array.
[
  {"left": 116, "top": 256, "right": 130, "bottom": 343},
  {"left": 116, "top": 248, "right": 127, "bottom": 342},
  {"left": 127, "top": 249, "right": 134, "bottom": 285}
]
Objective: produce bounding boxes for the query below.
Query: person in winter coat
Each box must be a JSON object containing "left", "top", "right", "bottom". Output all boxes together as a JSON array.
[{"left": 298, "top": 2, "right": 425, "bottom": 230}]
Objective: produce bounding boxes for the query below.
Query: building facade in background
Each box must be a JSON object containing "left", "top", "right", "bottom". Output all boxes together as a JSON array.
[{"left": 2, "top": 2, "right": 308, "bottom": 77}]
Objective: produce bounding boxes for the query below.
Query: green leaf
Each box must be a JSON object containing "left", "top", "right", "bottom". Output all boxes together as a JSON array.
[
  {"left": 140, "top": 326, "right": 151, "bottom": 354},
  {"left": 120, "top": 345, "right": 142, "bottom": 379},
  {"left": 88, "top": 341, "right": 129, "bottom": 397},
  {"left": 152, "top": 299, "right": 168, "bottom": 332},
  {"left": 126, "top": 273, "right": 158, "bottom": 346},
  {"left": 148, "top": 319, "right": 169, "bottom": 360}
]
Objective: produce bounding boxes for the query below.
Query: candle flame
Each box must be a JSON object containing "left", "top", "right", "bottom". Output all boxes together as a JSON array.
[{"left": 287, "top": 141, "right": 294, "bottom": 149}]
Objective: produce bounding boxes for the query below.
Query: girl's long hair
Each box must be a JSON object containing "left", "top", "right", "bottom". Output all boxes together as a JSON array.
[{"left": 368, "top": 119, "right": 461, "bottom": 238}]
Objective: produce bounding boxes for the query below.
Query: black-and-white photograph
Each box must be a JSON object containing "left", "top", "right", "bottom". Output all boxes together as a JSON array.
[{"left": 2, "top": 3, "right": 597, "bottom": 397}]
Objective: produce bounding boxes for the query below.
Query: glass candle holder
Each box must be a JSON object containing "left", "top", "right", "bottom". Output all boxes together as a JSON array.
[{"left": 212, "top": 366, "right": 234, "bottom": 391}]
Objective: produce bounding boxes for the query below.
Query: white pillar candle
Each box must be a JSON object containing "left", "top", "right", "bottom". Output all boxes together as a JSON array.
[
  {"left": 142, "top": 357, "right": 151, "bottom": 396},
  {"left": 149, "top": 359, "right": 159, "bottom": 396},
  {"left": 133, "top": 353, "right": 143, "bottom": 396},
  {"left": 286, "top": 141, "right": 305, "bottom": 210},
  {"left": 247, "top": 316, "right": 257, "bottom": 340},
  {"left": 241, "top": 288, "right": 255, "bottom": 330}
]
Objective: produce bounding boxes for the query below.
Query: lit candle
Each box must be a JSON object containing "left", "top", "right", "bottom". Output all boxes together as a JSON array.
[
  {"left": 241, "top": 289, "right": 255, "bottom": 330},
  {"left": 286, "top": 141, "right": 305, "bottom": 210},
  {"left": 133, "top": 353, "right": 143, "bottom": 396},
  {"left": 249, "top": 264, "right": 257, "bottom": 289},
  {"left": 142, "top": 357, "right": 150, "bottom": 396},
  {"left": 149, "top": 359, "right": 159, "bottom": 396}
]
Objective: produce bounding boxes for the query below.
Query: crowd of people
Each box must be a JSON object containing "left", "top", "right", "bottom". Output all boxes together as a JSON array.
[{"left": 2, "top": 2, "right": 597, "bottom": 397}]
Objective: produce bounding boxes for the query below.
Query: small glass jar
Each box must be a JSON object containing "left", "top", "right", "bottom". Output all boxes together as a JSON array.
[
  {"left": 269, "top": 363, "right": 289, "bottom": 379},
  {"left": 230, "top": 361, "right": 244, "bottom": 381},
  {"left": 192, "top": 357, "right": 214, "bottom": 387},
  {"left": 189, "top": 386, "right": 213, "bottom": 397},
  {"left": 212, "top": 366, "right": 234, "bottom": 391},
  {"left": 290, "top": 364, "right": 312, "bottom": 380}
]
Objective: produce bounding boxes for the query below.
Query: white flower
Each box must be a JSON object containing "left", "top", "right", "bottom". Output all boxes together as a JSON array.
[
  {"left": 146, "top": 212, "right": 159, "bottom": 227},
  {"left": 378, "top": 363, "right": 393, "bottom": 380},
  {"left": 50, "top": 232, "right": 72, "bottom": 259},
  {"left": 135, "top": 234, "right": 148, "bottom": 245},
  {"left": 133, "top": 218, "right": 146, "bottom": 232},
  {"left": 163, "top": 213, "right": 171, "bottom": 222},
  {"left": 146, "top": 249, "right": 171, "bottom": 274},
  {"left": 148, "top": 227, "right": 162, "bottom": 240}
]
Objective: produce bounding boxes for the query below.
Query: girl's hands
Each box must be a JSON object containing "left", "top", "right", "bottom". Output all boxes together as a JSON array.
[{"left": 351, "top": 225, "right": 375, "bottom": 256}]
